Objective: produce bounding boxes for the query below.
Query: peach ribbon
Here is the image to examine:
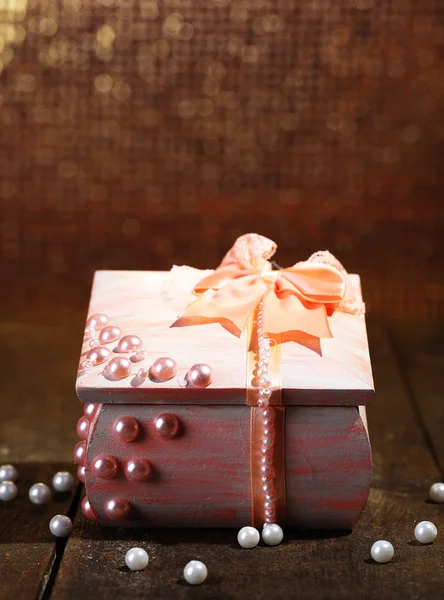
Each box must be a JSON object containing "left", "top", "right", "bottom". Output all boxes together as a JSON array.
[{"left": 171, "top": 234, "right": 364, "bottom": 338}]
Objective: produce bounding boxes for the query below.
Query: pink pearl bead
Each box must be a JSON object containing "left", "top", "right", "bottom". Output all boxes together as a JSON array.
[
  {"left": 74, "top": 441, "right": 86, "bottom": 465},
  {"left": 261, "top": 445, "right": 273, "bottom": 457},
  {"left": 185, "top": 364, "right": 213, "bottom": 388},
  {"left": 104, "top": 498, "right": 131, "bottom": 521},
  {"left": 262, "top": 437, "right": 274, "bottom": 448},
  {"left": 86, "top": 313, "right": 109, "bottom": 330},
  {"left": 76, "top": 417, "right": 90, "bottom": 440},
  {"left": 86, "top": 346, "right": 112, "bottom": 366},
  {"left": 257, "top": 399, "right": 269, "bottom": 409},
  {"left": 104, "top": 357, "right": 132, "bottom": 380},
  {"left": 82, "top": 496, "right": 98, "bottom": 520},
  {"left": 262, "top": 408, "right": 275, "bottom": 419},
  {"left": 137, "top": 368, "right": 148, "bottom": 379},
  {"left": 114, "top": 416, "right": 139, "bottom": 442},
  {"left": 259, "top": 388, "right": 271, "bottom": 399},
  {"left": 125, "top": 459, "right": 151, "bottom": 482},
  {"left": 263, "top": 482, "right": 276, "bottom": 495},
  {"left": 84, "top": 403, "right": 99, "bottom": 419},
  {"left": 263, "top": 428, "right": 275, "bottom": 439},
  {"left": 92, "top": 455, "right": 118, "bottom": 479},
  {"left": 261, "top": 464, "right": 275, "bottom": 476},
  {"left": 154, "top": 413, "right": 180, "bottom": 439},
  {"left": 116, "top": 335, "right": 143, "bottom": 353},
  {"left": 264, "top": 500, "right": 275, "bottom": 511},
  {"left": 149, "top": 357, "right": 177, "bottom": 382},
  {"left": 261, "top": 456, "right": 273, "bottom": 467},
  {"left": 98, "top": 325, "right": 122, "bottom": 345},
  {"left": 88, "top": 339, "right": 100, "bottom": 348},
  {"left": 77, "top": 466, "right": 86, "bottom": 483}
]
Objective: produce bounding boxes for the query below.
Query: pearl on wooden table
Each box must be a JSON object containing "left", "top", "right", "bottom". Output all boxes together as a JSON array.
[
  {"left": 183, "top": 560, "right": 208, "bottom": 585},
  {"left": 136, "top": 368, "right": 148, "bottom": 380},
  {"left": 237, "top": 526, "right": 260, "bottom": 548},
  {"left": 429, "top": 482, "right": 444, "bottom": 503},
  {"left": 125, "top": 548, "right": 149, "bottom": 571},
  {"left": 50, "top": 515, "right": 73, "bottom": 537},
  {"left": 53, "top": 471, "right": 75, "bottom": 492},
  {"left": 0, "top": 464, "right": 17, "bottom": 482},
  {"left": 370, "top": 540, "right": 394, "bottom": 563},
  {"left": 29, "top": 483, "right": 51, "bottom": 505},
  {"left": 262, "top": 523, "right": 284, "bottom": 546},
  {"left": 0, "top": 481, "right": 17, "bottom": 501},
  {"left": 414, "top": 521, "right": 438, "bottom": 544}
]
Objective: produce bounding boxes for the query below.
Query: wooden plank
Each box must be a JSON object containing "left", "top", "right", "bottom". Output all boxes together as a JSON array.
[
  {"left": 0, "top": 463, "right": 79, "bottom": 600},
  {"left": 388, "top": 318, "right": 444, "bottom": 473},
  {"left": 51, "top": 321, "right": 444, "bottom": 600},
  {"left": 0, "top": 318, "right": 83, "bottom": 600}
]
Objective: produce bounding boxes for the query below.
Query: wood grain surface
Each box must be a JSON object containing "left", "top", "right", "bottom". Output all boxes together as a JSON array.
[{"left": 0, "top": 317, "right": 443, "bottom": 599}]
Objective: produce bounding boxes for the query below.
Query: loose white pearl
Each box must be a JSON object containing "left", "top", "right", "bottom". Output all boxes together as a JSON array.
[
  {"left": 414, "top": 521, "right": 438, "bottom": 544},
  {"left": 429, "top": 482, "right": 444, "bottom": 503},
  {"left": 370, "top": 540, "right": 394, "bottom": 563},
  {"left": 237, "top": 526, "right": 260, "bottom": 548},
  {"left": 50, "top": 515, "right": 73, "bottom": 537},
  {"left": 262, "top": 523, "right": 284, "bottom": 546},
  {"left": 0, "top": 464, "right": 17, "bottom": 482},
  {"left": 183, "top": 560, "right": 207, "bottom": 585},
  {"left": 125, "top": 548, "right": 149, "bottom": 571},
  {"left": 53, "top": 471, "right": 75, "bottom": 493},
  {"left": 0, "top": 480, "right": 17, "bottom": 501},
  {"left": 29, "top": 483, "right": 51, "bottom": 505}
]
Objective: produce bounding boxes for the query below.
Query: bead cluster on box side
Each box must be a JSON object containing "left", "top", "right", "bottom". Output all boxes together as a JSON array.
[{"left": 255, "top": 300, "right": 277, "bottom": 525}]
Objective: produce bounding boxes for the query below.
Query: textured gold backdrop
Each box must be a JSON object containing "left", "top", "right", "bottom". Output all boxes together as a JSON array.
[{"left": 0, "top": 0, "right": 443, "bottom": 315}]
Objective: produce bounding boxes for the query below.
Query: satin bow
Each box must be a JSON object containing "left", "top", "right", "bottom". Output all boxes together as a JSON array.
[{"left": 172, "top": 237, "right": 347, "bottom": 339}]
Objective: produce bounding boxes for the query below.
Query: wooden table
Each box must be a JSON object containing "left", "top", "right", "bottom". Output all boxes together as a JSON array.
[{"left": 1, "top": 314, "right": 443, "bottom": 599}]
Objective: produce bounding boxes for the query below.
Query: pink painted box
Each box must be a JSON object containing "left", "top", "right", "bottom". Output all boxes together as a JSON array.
[{"left": 75, "top": 268, "right": 374, "bottom": 529}]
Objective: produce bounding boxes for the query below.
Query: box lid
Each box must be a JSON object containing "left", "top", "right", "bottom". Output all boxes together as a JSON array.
[{"left": 75, "top": 270, "right": 374, "bottom": 406}]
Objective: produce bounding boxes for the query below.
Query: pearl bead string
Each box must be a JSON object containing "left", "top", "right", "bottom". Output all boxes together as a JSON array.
[{"left": 255, "top": 300, "right": 277, "bottom": 525}]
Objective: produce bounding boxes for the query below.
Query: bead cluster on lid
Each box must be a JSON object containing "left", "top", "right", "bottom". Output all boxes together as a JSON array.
[{"left": 255, "top": 300, "right": 277, "bottom": 526}]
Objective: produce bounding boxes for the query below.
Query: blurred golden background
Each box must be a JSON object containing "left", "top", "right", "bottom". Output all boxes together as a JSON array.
[{"left": 1, "top": 0, "right": 443, "bottom": 317}]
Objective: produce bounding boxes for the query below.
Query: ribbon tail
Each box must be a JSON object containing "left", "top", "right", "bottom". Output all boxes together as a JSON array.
[{"left": 262, "top": 289, "right": 333, "bottom": 339}]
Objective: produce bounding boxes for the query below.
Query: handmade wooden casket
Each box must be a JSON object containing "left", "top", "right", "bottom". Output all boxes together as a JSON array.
[{"left": 75, "top": 268, "right": 374, "bottom": 529}]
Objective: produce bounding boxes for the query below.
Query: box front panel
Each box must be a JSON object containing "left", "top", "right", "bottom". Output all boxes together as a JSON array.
[{"left": 81, "top": 404, "right": 371, "bottom": 529}]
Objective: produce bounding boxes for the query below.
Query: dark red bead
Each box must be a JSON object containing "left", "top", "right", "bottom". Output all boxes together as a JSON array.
[
  {"left": 113, "top": 416, "right": 140, "bottom": 442},
  {"left": 76, "top": 417, "right": 90, "bottom": 440},
  {"left": 82, "top": 496, "right": 98, "bottom": 520},
  {"left": 77, "top": 465, "right": 86, "bottom": 483},
  {"left": 104, "top": 498, "right": 131, "bottom": 521},
  {"left": 74, "top": 441, "right": 86, "bottom": 466},
  {"left": 84, "top": 403, "right": 99, "bottom": 419},
  {"left": 125, "top": 459, "right": 151, "bottom": 482},
  {"left": 154, "top": 413, "right": 180, "bottom": 440},
  {"left": 92, "top": 455, "right": 118, "bottom": 479}
]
